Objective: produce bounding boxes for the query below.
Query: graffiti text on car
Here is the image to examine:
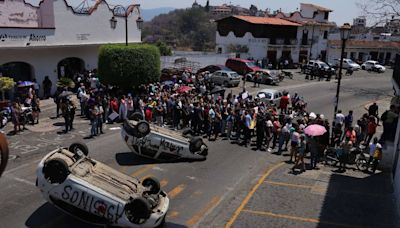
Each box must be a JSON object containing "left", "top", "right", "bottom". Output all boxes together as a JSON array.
[
  {"left": 160, "top": 139, "right": 183, "bottom": 153},
  {"left": 61, "top": 185, "right": 124, "bottom": 223}
]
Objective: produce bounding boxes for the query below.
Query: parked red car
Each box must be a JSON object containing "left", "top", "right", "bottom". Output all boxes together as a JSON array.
[{"left": 225, "top": 58, "right": 261, "bottom": 75}]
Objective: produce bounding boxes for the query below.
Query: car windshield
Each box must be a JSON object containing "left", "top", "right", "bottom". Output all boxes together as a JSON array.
[
  {"left": 246, "top": 62, "right": 257, "bottom": 68},
  {"left": 258, "top": 92, "right": 272, "bottom": 99},
  {"left": 320, "top": 62, "right": 329, "bottom": 68},
  {"left": 347, "top": 59, "right": 355, "bottom": 64},
  {"left": 230, "top": 72, "right": 240, "bottom": 77}
]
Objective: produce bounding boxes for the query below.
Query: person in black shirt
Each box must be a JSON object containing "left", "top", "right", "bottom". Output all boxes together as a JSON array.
[{"left": 368, "top": 102, "right": 379, "bottom": 124}]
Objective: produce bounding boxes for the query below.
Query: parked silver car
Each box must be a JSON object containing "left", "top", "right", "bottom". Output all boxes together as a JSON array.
[
  {"left": 256, "top": 89, "right": 283, "bottom": 105},
  {"left": 210, "top": 70, "right": 241, "bottom": 87},
  {"left": 122, "top": 114, "right": 208, "bottom": 161}
]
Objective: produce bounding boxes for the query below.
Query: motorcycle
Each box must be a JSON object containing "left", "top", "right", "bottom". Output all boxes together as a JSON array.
[
  {"left": 0, "top": 107, "right": 11, "bottom": 128},
  {"left": 21, "top": 106, "right": 34, "bottom": 125},
  {"left": 324, "top": 145, "right": 368, "bottom": 171}
]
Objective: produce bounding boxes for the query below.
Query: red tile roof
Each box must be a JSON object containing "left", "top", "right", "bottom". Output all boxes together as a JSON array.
[
  {"left": 232, "top": 15, "right": 301, "bottom": 26},
  {"left": 329, "top": 40, "right": 400, "bottom": 49},
  {"left": 301, "top": 3, "right": 332, "bottom": 12}
]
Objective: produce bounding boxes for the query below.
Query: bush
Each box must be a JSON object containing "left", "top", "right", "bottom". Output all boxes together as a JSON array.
[
  {"left": 155, "top": 41, "right": 173, "bottom": 56},
  {"left": 98, "top": 44, "right": 160, "bottom": 89},
  {"left": 57, "top": 77, "right": 75, "bottom": 89}
]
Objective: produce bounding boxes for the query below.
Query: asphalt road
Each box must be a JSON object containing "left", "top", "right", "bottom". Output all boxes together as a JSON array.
[{"left": 0, "top": 69, "right": 394, "bottom": 228}]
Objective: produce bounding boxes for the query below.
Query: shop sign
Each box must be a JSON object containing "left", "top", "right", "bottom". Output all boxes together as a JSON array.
[{"left": 0, "top": 33, "right": 46, "bottom": 42}]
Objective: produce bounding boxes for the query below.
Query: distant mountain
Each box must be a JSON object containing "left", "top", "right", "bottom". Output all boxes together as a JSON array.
[{"left": 141, "top": 7, "right": 175, "bottom": 21}]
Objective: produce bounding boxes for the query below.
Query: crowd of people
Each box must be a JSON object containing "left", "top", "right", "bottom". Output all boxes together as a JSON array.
[
  {"left": 48, "top": 69, "right": 396, "bottom": 174},
  {"left": 7, "top": 67, "right": 397, "bottom": 174}
]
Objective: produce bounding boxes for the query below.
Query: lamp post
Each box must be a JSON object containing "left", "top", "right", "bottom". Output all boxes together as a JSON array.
[
  {"left": 110, "top": 4, "right": 144, "bottom": 46},
  {"left": 332, "top": 23, "right": 351, "bottom": 132}
]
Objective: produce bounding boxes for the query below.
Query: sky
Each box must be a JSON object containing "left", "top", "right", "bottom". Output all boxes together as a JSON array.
[{"left": 26, "top": 0, "right": 365, "bottom": 26}]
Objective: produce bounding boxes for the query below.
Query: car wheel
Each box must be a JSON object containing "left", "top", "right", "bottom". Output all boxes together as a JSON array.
[
  {"left": 223, "top": 81, "right": 229, "bottom": 87},
  {"left": 43, "top": 158, "right": 70, "bottom": 184},
  {"left": 362, "top": 66, "right": 365, "bottom": 70},
  {"left": 182, "top": 128, "right": 194, "bottom": 137},
  {"left": 0, "top": 133, "right": 9, "bottom": 177},
  {"left": 125, "top": 197, "right": 152, "bottom": 224},
  {"left": 123, "top": 120, "right": 137, "bottom": 136},
  {"left": 68, "top": 142, "right": 89, "bottom": 156},
  {"left": 199, "top": 145, "right": 208, "bottom": 156},
  {"left": 136, "top": 121, "right": 150, "bottom": 137},
  {"left": 189, "top": 137, "right": 203, "bottom": 153},
  {"left": 142, "top": 177, "right": 161, "bottom": 195},
  {"left": 130, "top": 112, "right": 144, "bottom": 121}
]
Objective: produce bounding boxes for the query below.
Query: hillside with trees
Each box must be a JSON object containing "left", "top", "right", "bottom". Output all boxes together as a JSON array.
[{"left": 142, "top": 6, "right": 216, "bottom": 52}]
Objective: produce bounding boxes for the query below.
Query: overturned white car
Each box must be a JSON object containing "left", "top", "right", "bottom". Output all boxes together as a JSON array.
[
  {"left": 122, "top": 113, "right": 208, "bottom": 161},
  {"left": 36, "top": 143, "right": 169, "bottom": 227}
]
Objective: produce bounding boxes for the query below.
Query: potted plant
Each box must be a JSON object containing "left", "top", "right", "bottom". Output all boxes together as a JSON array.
[
  {"left": 56, "top": 77, "right": 75, "bottom": 89},
  {"left": 0, "top": 77, "right": 16, "bottom": 108}
]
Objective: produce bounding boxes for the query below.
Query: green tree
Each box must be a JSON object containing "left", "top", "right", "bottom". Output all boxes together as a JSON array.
[
  {"left": 0, "top": 77, "right": 15, "bottom": 101},
  {"left": 98, "top": 44, "right": 160, "bottom": 89}
]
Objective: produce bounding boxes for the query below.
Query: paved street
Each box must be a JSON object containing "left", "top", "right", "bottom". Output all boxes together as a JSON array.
[{"left": 0, "top": 69, "right": 398, "bottom": 228}]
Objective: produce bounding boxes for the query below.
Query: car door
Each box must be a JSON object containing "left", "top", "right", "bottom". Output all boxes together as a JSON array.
[
  {"left": 212, "top": 72, "right": 221, "bottom": 84},
  {"left": 221, "top": 72, "right": 229, "bottom": 85}
]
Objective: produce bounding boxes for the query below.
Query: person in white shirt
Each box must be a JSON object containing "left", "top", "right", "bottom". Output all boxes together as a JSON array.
[
  {"left": 368, "top": 137, "right": 381, "bottom": 166},
  {"left": 335, "top": 110, "right": 345, "bottom": 126}
]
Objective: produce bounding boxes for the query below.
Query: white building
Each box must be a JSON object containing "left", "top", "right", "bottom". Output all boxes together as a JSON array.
[
  {"left": 0, "top": 0, "right": 142, "bottom": 96},
  {"left": 215, "top": 3, "right": 335, "bottom": 65}
]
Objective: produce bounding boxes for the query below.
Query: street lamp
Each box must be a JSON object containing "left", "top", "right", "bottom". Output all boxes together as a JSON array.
[
  {"left": 332, "top": 23, "right": 351, "bottom": 131},
  {"left": 111, "top": 4, "right": 144, "bottom": 46}
]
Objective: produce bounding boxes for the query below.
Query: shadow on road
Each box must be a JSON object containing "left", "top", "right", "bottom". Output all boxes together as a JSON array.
[
  {"left": 25, "top": 203, "right": 100, "bottom": 228},
  {"left": 115, "top": 152, "right": 203, "bottom": 166},
  {"left": 316, "top": 172, "right": 399, "bottom": 228}
]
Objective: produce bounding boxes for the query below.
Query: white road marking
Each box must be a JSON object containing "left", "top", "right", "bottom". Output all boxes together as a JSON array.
[
  {"left": 109, "top": 127, "right": 121, "bottom": 130},
  {"left": 12, "top": 177, "right": 36, "bottom": 186},
  {"left": 3, "top": 163, "right": 30, "bottom": 175}
]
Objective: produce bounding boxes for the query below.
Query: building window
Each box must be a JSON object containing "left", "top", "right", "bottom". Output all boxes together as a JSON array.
[
  {"left": 217, "top": 47, "right": 222, "bottom": 54},
  {"left": 313, "top": 11, "right": 318, "bottom": 18},
  {"left": 323, "top": 31, "right": 328, "bottom": 39},
  {"left": 324, "top": 12, "right": 329, "bottom": 20}
]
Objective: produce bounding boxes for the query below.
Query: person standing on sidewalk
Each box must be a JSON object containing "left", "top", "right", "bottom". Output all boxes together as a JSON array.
[
  {"left": 292, "top": 135, "right": 306, "bottom": 173},
  {"left": 89, "top": 103, "right": 99, "bottom": 137},
  {"left": 68, "top": 98, "right": 76, "bottom": 131},
  {"left": 368, "top": 102, "right": 379, "bottom": 125},
  {"left": 42, "top": 76, "right": 52, "bottom": 99},
  {"left": 371, "top": 144, "right": 383, "bottom": 173},
  {"left": 60, "top": 98, "right": 71, "bottom": 133},
  {"left": 365, "top": 116, "right": 378, "bottom": 144},
  {"left": 96, "top": 102, "right": 104, "bottom": 134}
]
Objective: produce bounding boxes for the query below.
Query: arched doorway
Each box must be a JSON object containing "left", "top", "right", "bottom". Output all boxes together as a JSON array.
[
  {"left": 0, "top": 62, "right": 34, "bottom": 82},
  {"left": 57, "top": 57, "right": 85, "bottom": 79}
]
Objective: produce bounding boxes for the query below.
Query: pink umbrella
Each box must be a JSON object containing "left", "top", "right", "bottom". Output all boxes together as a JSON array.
[
  {"left": 304, "top": 124, "right": 327, "bottom": 136},
  {"left": 176, "top": 86, "right": 193, "bottom": 94}
]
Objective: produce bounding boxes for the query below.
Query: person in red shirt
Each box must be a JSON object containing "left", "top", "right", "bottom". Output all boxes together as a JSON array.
[
  {"left": 109, "top": 97, "right": 119, "bottom": 123},
  {"left": 280, "top": 94, "right": 289, "bottom": 114},
  {"left": 145, "top": 105, "right": 153, "bottom": 122},
  {"left": 365, "top": 116, "right": 377, "bottom": 144}
]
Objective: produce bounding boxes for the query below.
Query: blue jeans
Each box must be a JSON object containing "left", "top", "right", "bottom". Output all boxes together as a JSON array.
[{"left": 91, "top": 118, "right": 97, "bottom": 136}]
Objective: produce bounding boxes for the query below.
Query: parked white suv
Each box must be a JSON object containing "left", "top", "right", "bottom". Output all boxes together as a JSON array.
[
  {"left": 361, "top": 60, "right": 386, "bottom": 72},
  {"left": 122, "top": 113, "right": 208, "bottom": 161},
  {"left": 36, "top": 142, "right": 169, "bottom": 227}
]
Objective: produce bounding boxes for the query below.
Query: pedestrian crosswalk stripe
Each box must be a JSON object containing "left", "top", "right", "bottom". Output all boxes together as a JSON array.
[
  {"left": 129, "top": 164, "right": 155, "bottom": 177},
  {"left": 168, "top": 184, "right": 186, "bottom": 199}
]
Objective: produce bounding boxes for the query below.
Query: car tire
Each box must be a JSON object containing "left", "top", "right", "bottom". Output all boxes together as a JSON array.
[
  {"left": 136, "top": 121, "right": 150, "bottom": 137},
  {"left": 43, "top": 158, "right": 70, "bottom": 184},
  {"left": 123, "top": 120, "right": 137, "bottom": 136},
  {"left": 182, "top": 128, "right": 194, "bottom": 137},
  {"left": 130, "top": 112, "right": 144, "bottom": 121},
  {"left": 125, "top": 197, "right": 152, "bottom": 224},
  {"left": 189, "top": 137, "right": 203, "bottom": 153},
  {"left": 68, "top": 142, "right": 89, "bottom": 156},
  {"left": 142, "top": 177, "right": 161, "bottom": 195},
  {"left": 223, "top": 81, "right": 229, "bottom": 87},
  {"left": 362, "top": 66, "right": 365, "bottom": 70}
]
